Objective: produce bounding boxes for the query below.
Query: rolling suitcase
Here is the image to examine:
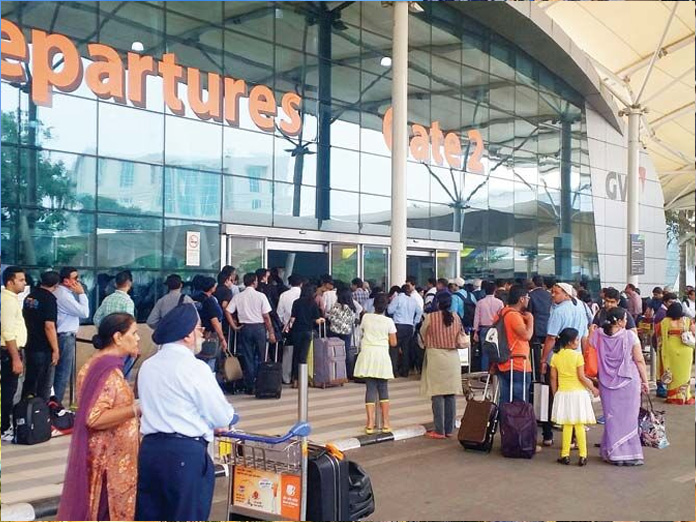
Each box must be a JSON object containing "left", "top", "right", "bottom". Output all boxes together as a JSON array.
[
  {"left": 499, "top": 355, "right": 537, "bottom": 459},
  {"left": 306, "top": 444, "right": 351, "bottom": 521},
  {"left": 255, "top": 343, "right": 282, "bottom": 399},
  {"left": 458, "top": 373, "right": 499, "bottom": 452},
  {"left": 312, "top": 324, "right": 348, "bottom": 388},
  {"left": 348, "top": 460, "right": 376, "bottom": 519}
]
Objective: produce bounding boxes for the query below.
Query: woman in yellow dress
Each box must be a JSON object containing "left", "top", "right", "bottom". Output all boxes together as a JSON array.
[
  {"left": 657, "top": 303, "right": 695, "bottom": 405},
  {"left": 57, "top": 312, "right": 141, "bottom": 520}
]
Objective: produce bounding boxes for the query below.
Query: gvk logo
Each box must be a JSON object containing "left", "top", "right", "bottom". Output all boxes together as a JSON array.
[{"left": 605, "top": 167, "right": 647, "bottom": 201}]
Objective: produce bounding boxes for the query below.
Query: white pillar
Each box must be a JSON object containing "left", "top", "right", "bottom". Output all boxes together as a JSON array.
[
  {"left": 626, "top": 107, "right": 641, "bottom": 286},
  {"left": 390, "top": 1, "right": 409, "bottom": 287}
]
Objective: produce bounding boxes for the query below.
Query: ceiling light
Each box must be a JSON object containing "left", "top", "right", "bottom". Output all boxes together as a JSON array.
[
  {"left": 408, "top": 2, "right": 424, "bottom": 14},
  {"left": 131, "top": 41, "right": 144, "bottom": 52},
  {"left": 380, "top": 56, "right": 392, "bottom": 67}
]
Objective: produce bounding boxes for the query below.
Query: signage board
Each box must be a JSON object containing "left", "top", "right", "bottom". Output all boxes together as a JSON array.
[
  {"left": 629, "top": 233, "right": 645, "bottom": 276},
  {"left": 186, "top": 231, "right": 201, "bottom": 267}
]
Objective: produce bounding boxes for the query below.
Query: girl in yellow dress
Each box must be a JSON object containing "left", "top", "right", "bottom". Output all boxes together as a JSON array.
[{"left": 550, "top": 327, "right": 599, "bottom": 466}]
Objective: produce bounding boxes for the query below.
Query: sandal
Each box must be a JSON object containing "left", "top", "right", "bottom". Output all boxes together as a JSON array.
[
  {"left": 381, "top": 426, "right": 392, "bottom": 434},
  {"left": 425, "top": 431, "right": 446, "bottom": 439},
  {"left": 364, "top": 427, "right": 375, "bottom": 435}
]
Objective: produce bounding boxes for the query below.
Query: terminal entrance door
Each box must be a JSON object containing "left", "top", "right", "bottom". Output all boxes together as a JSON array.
[
  {"left": 407, "top": 250, "right": 436, "bottom": 286},
  {"left": 267, "top": 241, "right": 329, "bottom": 280}
]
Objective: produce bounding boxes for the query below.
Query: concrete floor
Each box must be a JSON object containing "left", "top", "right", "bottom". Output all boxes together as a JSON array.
[{"left": 211, "top": 399, "right": 694, "bottom": 521}]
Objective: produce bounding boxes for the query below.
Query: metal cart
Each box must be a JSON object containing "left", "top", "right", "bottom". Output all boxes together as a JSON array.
[{"left": 216, "top": 364, "right": 312, "bottom": 521}]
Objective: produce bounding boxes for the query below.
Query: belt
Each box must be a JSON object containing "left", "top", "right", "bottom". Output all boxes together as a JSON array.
[
  {"left": 144, "top": 432, "right": 208, "bottom": 446},
  {"left": 58, "top": 332, "right": 76, "bottom": 336}
]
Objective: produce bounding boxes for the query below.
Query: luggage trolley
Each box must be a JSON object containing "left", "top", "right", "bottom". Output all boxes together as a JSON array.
[{"left": 216, "top": 364, "right": 312, "bottom": 521}]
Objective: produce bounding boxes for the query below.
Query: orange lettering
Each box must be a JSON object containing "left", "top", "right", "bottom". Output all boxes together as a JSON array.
[
  {"left": 430, "top": 121, "right": 444, "bottom": 166},
  {"left": 382, "top": 106, "right": 393, "bottom": 150},
  {"left": 31, "top": 29, "right": 82, "bottom": 106},
  {"left": 127, "top": 52, "right": 157, "bottom": 108},
  {"left": 279, "top": 92, "right": 302, "bottom": 136},
  {"left": 187, "top": 68, "right": 222, "bottom": 121},
  {"left": 444, "top": 132, "right": 461, "bottom": 169},
  {"left": 224, "top": 77, "right": 247, "bottom": 127},
  {"left": 410, "top": 124, "right": 430, "bottom": 163},
  {"left": 85, "top": 43, "right": 125, "bottom": 103},
  {"left": 467, "top": 129, "right": 484, "bottom": 173},
  {"left": 159, "top": 53, "right": 184, "bottom": 115},
  {"left": 1, "top": 19, "right": 28, "bottom": 82},
  {"left": 249, "top": 85, "right": 277, "bottom": 132}
]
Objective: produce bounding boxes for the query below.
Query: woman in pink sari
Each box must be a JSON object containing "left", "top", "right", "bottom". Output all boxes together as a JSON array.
[
  {"left": 591, "top": 307, "right": 649, "bottom": 466},
  {"left": 57, "top": 313, "right": 141, "bottom": 520}
]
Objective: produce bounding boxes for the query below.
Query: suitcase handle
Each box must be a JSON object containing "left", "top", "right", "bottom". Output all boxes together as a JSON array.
[
  {"left": 508, "top": 354, "right": 528, "bottom": 402},
  {"left": 264, "top": 342, "right": 280, "bottom": 363},
  {"left": 319, "top": 321, "right": 326, "bottom": 339}
]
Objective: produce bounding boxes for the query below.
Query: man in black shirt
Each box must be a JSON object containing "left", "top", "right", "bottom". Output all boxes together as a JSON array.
[
  {"left": 527, "top": 275, "right": 552, "bottom": 377},
  {"left": 23, "top": 270, "right": 60, "bottom": 400},
  {"left": 591, "top": 287, "right": 637, "bottom": 332}
]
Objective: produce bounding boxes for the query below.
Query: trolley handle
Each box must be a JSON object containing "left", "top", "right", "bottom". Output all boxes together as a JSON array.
[{"left": 220, "top": 421, "right": 311, "bottom": 444}]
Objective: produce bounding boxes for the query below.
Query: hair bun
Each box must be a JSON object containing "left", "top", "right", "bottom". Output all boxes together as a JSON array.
[{"left": 92, "top": 334, "right": 104, "bottom": 350}]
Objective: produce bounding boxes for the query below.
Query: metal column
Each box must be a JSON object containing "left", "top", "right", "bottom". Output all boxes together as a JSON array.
[
  {"left": 390, "top": 1, "right": 409, "bottom": 287},
  {"left": 316, "top": 6, "right": 332, "bottom": 222},
  {"left": 555, "top": 119, "right": 573, "bottom": 281},
  {"left": 626, "top": 108, "right": 641, "bottom": 286}
]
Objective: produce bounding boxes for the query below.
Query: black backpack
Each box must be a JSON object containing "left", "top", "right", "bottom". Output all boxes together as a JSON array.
[
  {"left": 452, "top": 291, "right": 477, "bottom": 329},
  {"left": 48, "top": 397, "right": 75, "bottom": 434},
  {"left": 482, "top": 309, "right": 513, "bottom": 365},
  {"left": 13, "top": 396, "right": 52, "bottom": 445}
]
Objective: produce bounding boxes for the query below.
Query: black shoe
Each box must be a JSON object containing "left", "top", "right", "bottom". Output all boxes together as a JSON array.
[
  {"left": 557, "top": 456, "right": 571, "bottom": 465},
  {"left": 578, "top": 457, "right": 588, "bottom": 467}
]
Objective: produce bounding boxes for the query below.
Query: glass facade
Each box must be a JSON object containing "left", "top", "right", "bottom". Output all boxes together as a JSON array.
[{"left": 1, "top": 1, "right": 601, "bottom": 320}]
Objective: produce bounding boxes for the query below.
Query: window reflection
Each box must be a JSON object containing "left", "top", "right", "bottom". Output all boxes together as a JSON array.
[
  {"left": 163, "top": 219, "right": 220, "bottom": 270},
  {"left": 99, "top": 104, "right": 163, "bottom": 163},
  {"left": 224, "top": 127, "right": 274, "bottom": 178},
  {"left": 1, "top": 146, "right": 18, "bottom": 206},
  {"left": 97, "top": 214, "right": 161, "bottom": 268},
  {"left": 363, "top": 246, "right": 388, "bottom": 290},
  {"left": 361, "top": 153, "right": 391, "bottom": 196},
  {"left": 223, "top": 175, "right": 273, "bottom": 225},
  {"left": 30, "top": 94, "right": 97, "bottom": 155},
  {"left": 165, "top": 168, "right": 221, "bottom": 221},
  {"left": 330, "top": 148, "right": 360, "bottom": 192},
  {"left": 98, "top": 159, "right": 162, "bottom": 215},
  {"left": 166, "top": 116, "right": 222, "bottom": 171}
]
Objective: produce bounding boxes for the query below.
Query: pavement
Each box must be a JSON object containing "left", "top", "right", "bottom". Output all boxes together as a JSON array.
[{"left": 0, "top": 376, "right": 434, "bottom": 506}]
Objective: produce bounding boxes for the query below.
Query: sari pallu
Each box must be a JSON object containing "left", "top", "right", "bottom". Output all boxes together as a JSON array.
[{"left": 592, "top": 329, "right": 644, "bottom": 464}]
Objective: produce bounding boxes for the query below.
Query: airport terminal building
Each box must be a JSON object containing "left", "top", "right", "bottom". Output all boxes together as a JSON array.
[{"left": 1, "top": 1, "right": 667, "bottom": 320}]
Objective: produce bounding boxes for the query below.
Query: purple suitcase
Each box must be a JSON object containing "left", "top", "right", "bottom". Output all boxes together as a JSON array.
[
  {"left": 312, "top": 324, "right": 348, "bottom": 388},
  {"left": 499, "top": 355, "right": 537, "bottom": 459}
]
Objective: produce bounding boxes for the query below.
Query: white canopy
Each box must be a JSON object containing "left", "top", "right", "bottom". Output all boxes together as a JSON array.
[{"left": 535, "top": 0, "right": 694, "bottom": 211}]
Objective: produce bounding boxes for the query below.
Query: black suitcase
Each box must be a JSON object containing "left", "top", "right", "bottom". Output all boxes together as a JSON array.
[
  {"left": 458, "top": 373, "right": 499, "bottom": 453},
  {"left": 13, "top": 396, "right": 52, "bottom": 445},
  {"left": 307, "top": 444, "right": 351, "bottom": 521},
  {"left": 255, "top": 343, "right": 282, "bottom": 399}
]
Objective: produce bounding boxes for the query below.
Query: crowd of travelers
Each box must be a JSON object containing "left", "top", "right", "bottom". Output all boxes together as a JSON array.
[{"left": 1, "top": 261, "right": 694, "bottom": 520}]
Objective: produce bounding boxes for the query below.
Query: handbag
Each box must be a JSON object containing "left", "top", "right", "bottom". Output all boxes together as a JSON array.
[
  {"left": 680, "top": 318, "right": 695, "bottom": 347},
  {"left": 199, "top": 331, "right": 220, "bottom": 360},
  {"left": 456, "top": 329, "right": 470, "bottom": 350},
  {"left": 638, "top": 393, "right": 669, "bottom": 449},
  {"left": 583, "top": 342, "right": 598, "bottom": 379},
  {"left": 222, "top": 327, "right": 243, "bottom": 382}
]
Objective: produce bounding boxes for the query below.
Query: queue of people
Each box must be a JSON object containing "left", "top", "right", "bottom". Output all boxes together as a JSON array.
[{"left": 1, "top": 260, "right": 694, "bottom": 519}]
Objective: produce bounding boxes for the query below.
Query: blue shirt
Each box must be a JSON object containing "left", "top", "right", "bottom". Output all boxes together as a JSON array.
[
  {"left": 387, "top": 293, "right": 422, "bottom": 326},
  {"left": 546, "top": 299, "right": 589, "bottom": 362},
  {"left": 138, "top": 342, "right": 236, "bottom": 442},
  {"left": 450, "top": 289, "right": 475, "bottom": 318}
]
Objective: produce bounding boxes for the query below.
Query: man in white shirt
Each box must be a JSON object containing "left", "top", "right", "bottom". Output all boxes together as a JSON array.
[
  {"left": 137, "top": 303, "right": 236, "bottom": 521},
  {"left": 226, "top": 273, "right": 276, "bottom": 394},
  {"left": 277, "top": 274, "right": 303, "bottom": 327},
  {"left": 319, "top": 274, "right": 337, "bottom": 315},
  {"left": 682, "top": 287, "right": 695, "bottom": 319},
  {"left": 53, "top": 266, "right": 90, "bottom": 403},
  {"left": 405, "top": 275, "right": 424, "bottom": 311},
  {"left": 423, "top": 277, "right": 438, "bottom": 310}
]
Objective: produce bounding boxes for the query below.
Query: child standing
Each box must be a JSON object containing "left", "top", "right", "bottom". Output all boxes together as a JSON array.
[{"left": 550, "top": 327, "right": 599, "bottom": 466}]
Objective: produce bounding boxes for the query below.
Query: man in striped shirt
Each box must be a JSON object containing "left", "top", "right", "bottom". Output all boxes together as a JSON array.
[
  {"left": 93, "top": 271, "right": 135, "bottom": 327},
  {"left": 473, "top": 281, "right": 504, "bottom": 371},
  {"left": 351, "top": 278, "right": 370, "bottom": 309}
]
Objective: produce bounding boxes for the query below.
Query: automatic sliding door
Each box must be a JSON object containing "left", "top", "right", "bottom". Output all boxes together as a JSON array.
[
  {"left": 331, "top": 243, "right": 358, "bottom": 283},
  {"left": 227, "top": 236, "right": 265, "bottom": 275},
  {"left": 363, "top": 246, "right": 388, "bottom": 290}
]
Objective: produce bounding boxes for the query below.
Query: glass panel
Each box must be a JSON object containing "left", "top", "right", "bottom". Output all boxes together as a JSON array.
[
  {"left": 330, "top": 106, "right": 361, "bottom": 150},
  {"left": 165, "top": 116, "right": 222, "bottom": 171},
  {"left": 515, "top": 248, "right": 537, "bottom": 279},
  {"left": 226, "top": 29, "right": 275, "bottom": 85},
  {"left": 407, "top": 253, "right": 435, "bottom": 286},
  {"left": 29, "top": 94, "right": 97, "bottom": 155},
  {"left": 99, "top": 103, "right": 163, "bottom": 163},
  {"left": 514, "top": 181, "right": 537, "bottom": 217},
  {"left": 168, "top": 1, "right": 222, "bottom": 24},
  {"left": 330, "top": 148, "right": 359, "bottom": 192},
  {"left": 1, "top": 146, "right": 18, "bottom": 206},
  {"left": 437, "top": 251, "right": 457, "bottom": 280},
  {"left": 275, "top": 4, "right": 319, "bottom": 54},
  {"left": 462, "top": 173, "right": 488, "bottom": 210},
  {"left": 1, "top": 82, "right": 20, "bottom": 143},
  {"left": 330, "top": 190, "right": 359, "bottom": 223},
  {"left": 224, "top": 2, "right": 274, "bottom": 42},
  {"left": 537, "top": 249, "right": 556, "bottom": 277},
  {"left": 360, "top": 194, "right": 391, "bottom": 227},
  {"left": 97, "top": 214, "right": 162, "bottom": 269},
  {"left": 331, "top": 243, "right": 358, "bottom": 284},
  {"left": 488, "top": 245, "right": 514, "bottom": 279},
  {"left": 13, "top": 208, "right": 95, "bottom": 267},
  {"left": 429, "top": 166, "right": 458, "bottom": 206},
  {"left": 273, "top": 182, "right": 316, "bottom": 220},
  {"left": 165, "top": 167, "right": 221, "bottom": 221},
  {"left": 460, "top": 245, "right": 487, "bottom": 279},
  {"left": 95, "top": 270, "right": 163, "bottom": 322},
  {"left": 361, "top": 153, "right": 391, "bottom": 196},
  {"left": 461, "top": 208, "right": 488, "bottom": 245},
  {"left": 363, "top": 246, "right": 388, "bottom": 290},
  {"left": 224, "top": 127, "right": 274, "bottom": 179},
  {"left": 163, "top": 220, "right": 220, "bottom": 270},
  {"left": 430, "top": 203, "right": 455, "bottom": 233},
  {"left": 223, "top": 175, "right": 273, "bottom": 225},
  {"left": 227, "top": 236, "right": 264, "bottom": 276},
  {"left": 20, "top": 150, "right": 97, "bottom": 211},
  {"left": 275, "top": 137, "right": 316, "bottom": 186},
  {"left": 1, "top": 208, "right": 16, "bottom": 264},
  {"left": 488, "top": 211, "right": 514, "bottom": 246},
  {"left": 407, "top": 200, "right": 430, "bottom": 230},
  {"left": 98, "top": 159, "right": 163, "bottom": 215},
  {"left": 488, "top": 177, "right": 514, "bottom": 212}
]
